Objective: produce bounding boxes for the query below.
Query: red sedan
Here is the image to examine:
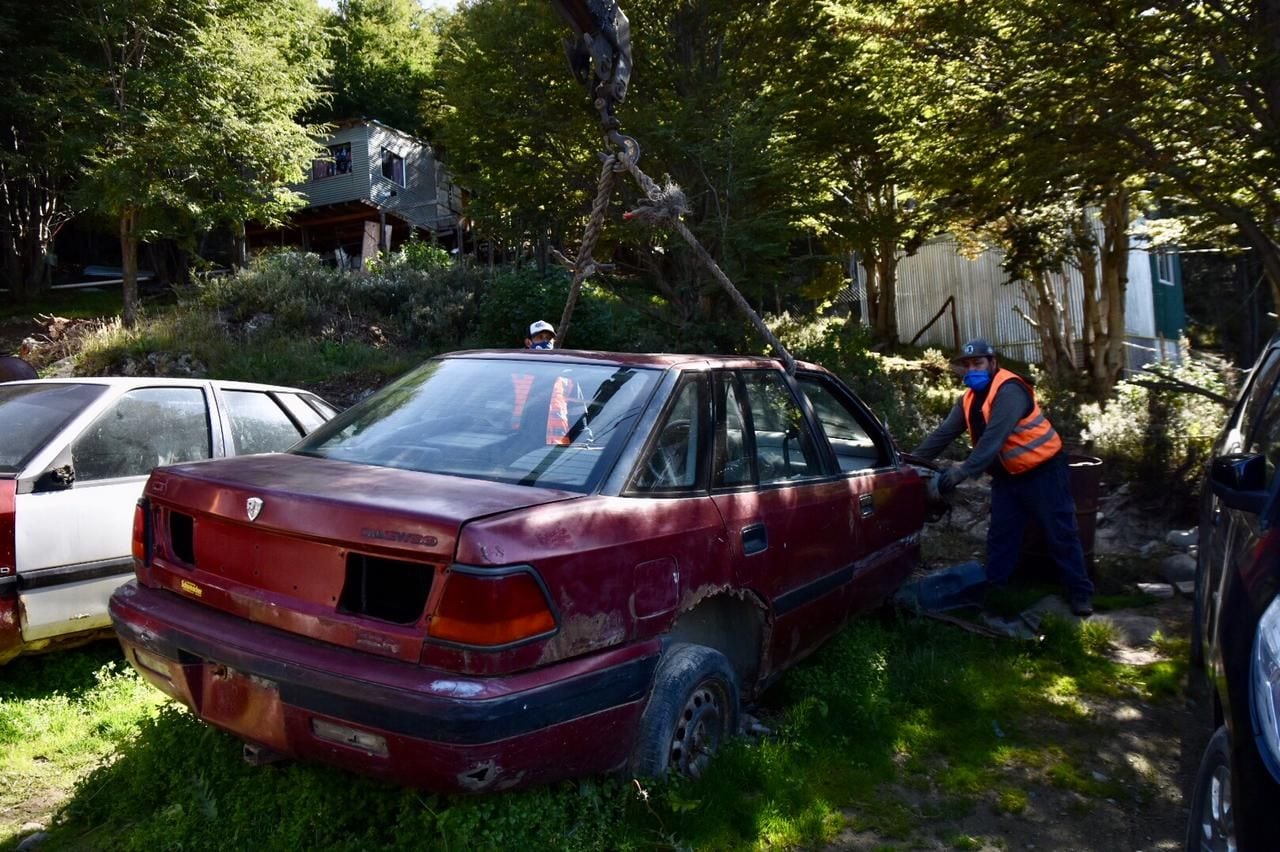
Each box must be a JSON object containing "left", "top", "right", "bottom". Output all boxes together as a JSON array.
[{"left": 111, "top": 350, "right": 925, "bottom": 791}]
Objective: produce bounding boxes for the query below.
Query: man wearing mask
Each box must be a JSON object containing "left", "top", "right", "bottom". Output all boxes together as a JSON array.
[
  {"left": 513, "top": 320, "right": 572, "bottom": 443},
  {"left": 525, "top": 320, "right": 556, "bottom": 350},
  {"left": 912, "top": 338, "right": 1094, "bottom": 616}
]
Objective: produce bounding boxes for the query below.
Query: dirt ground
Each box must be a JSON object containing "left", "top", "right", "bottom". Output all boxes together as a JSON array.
[{"left": 829, "top": 481, "right": 1209, "bottom": 852}]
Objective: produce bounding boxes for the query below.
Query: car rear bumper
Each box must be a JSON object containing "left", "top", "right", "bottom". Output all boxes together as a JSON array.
[{"left": 109, "top": 580, "right": 659, "bottom": 791}]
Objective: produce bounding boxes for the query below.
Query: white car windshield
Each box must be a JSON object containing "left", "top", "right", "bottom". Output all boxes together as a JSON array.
[
  {"left": 0, "top": 383, "right": 107, "bottom": 474},
  {"left": 294, "top": 358, "right": 658, "bottom": 491}
]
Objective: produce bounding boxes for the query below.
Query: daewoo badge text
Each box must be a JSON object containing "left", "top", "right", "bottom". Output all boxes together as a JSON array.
[{"left": 360, "top": 528, "right": 439, "bottom": 547}]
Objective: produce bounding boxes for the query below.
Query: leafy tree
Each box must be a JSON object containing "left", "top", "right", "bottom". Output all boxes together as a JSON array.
[
  {"left": 439, "top": 0, "right": 859, "bottom": 346},
  {"left": 74, "top": 0, "right": 329, "bottom": 326},
  {"left": 1125, "top": 1, "right": 1280, "bottom": 317},
  {"left": 0, "top": 0, "right": 90, "bottom": 301},
  {"left": 836, "top": 0, "right": 1151, "bottom": 395},
  {"left": 319, "top": 0, "right": 446, "bottom": 138}
]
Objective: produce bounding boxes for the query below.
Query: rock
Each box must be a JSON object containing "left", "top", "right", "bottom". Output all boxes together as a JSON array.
[
  {"left": 16, "top": 832, "right": 48, "bottom": 852},
  {"left": 1175, "top": 580, "right": 1195, "bottom": 597},
  {"left": 1166, "top": 528, "right": 1199, "bottom": 549},
  {"left": 19, "top": 823, "right": 44, "bottom": 834},
  {"left": 1137, "top": 582, "right": 1174, "bottom": 599},
  {"left": 1092, "top": 611, "right": 1164, "bottom": 646},
  {"left": 1161, "top": 552, "right": 1196, "bottom": 584},
  {"left": 1139, "top": 541, "right": 1159, "bottom": 558}
]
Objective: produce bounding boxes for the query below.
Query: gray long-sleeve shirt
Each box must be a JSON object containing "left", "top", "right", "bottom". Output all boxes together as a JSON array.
[{"left": 911, "top": 379, "right": 1033, "bottom": 484}]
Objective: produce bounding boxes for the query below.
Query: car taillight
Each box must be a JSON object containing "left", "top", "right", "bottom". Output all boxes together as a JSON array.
[
  {"left": 0, "top": 478, "right": 14, "bottom": 580},
  {"left": 428, "top": 567, "right": 557, "bottom": 647},
  {"left": 131, "top": 499, "right": 149, "bottom": 563}
]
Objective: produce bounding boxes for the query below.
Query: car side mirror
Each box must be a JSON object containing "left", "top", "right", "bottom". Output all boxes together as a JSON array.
[
  {"left": 1210, "top": 453, "right": 1270, "bottom": 514},
  {"left": 33, "top": 463, "right": 75, "bottom": 493}
]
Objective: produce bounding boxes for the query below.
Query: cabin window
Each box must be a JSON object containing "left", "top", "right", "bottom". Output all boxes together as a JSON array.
[
  {"left": 381, "top": 147, "right": 405, "bottom": 186},
  {"left": 311, "top": 143, "right": 351, "bottom": 181},
  {"left": 1155, "top": 251, "right": 1175, "bottom": 285}
]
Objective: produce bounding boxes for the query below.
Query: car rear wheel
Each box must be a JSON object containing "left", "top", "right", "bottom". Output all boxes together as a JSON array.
[
  {"left": 1186, "top": 725, "right": 1236, "bottom": 852},
  {"left": 629, "top": 643, "right": 739, "bottom": 779}
]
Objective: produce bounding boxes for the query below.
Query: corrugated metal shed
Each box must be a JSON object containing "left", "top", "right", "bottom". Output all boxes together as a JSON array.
[{"left": 877, "top": 231, "right": 1168, "bottom": 369}]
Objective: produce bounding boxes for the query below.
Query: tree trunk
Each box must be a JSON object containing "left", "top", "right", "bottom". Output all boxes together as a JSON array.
[
  {"left": 230, "top": 221, "right": 247, "bottom": 271},
  {"left": 1, "top": 168, "right": 61, "bottom": 303},
  {"left": 1098, "top": 191, "right": 1130, "bottom": 397},
  {"left": 120, "top": 209, "right": 140, "bottom": 329}
]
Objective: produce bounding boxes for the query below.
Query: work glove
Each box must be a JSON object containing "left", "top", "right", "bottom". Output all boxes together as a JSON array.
[{"left": 936, "top": 468, "right": 959, "bottom": 495}]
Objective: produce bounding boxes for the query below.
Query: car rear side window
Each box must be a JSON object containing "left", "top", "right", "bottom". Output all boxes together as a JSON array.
[
  {"left": 73, "top": 387, "right": 211, "bottom": 481},
  {"left": 0, "top": 384, "right": 106, "bottom": 474},
  {"left": 740, "top": 371, "right": 822, "bottom": 484},
  {"left": 798, "top": 375, "right": 891, "bottom": 472},
  {"left": 277, "top": 393, "right": 328, "bottom": 433},
  {"left": 223, "top": 390, "right": 305, "bottom": 454}
]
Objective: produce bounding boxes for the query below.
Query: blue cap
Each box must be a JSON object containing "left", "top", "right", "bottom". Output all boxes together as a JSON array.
[{"left": 951, "top": 338, "right": 997, "bottom": 363}]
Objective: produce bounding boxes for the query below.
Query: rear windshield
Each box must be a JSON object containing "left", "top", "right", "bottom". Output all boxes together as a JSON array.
[
  {"left": 0, "top": 383, "right": 107, "bottom": 474},
  {"left": 293, "top": 358, "right": 658, "bottom": 492}
]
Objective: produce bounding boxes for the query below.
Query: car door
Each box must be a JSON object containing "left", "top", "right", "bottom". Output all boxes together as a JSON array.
[
  {"left": 15, "top": 384, "right": 214, "bottom": 642},
  {"left": 1201, "top": 343, "right": 1280, "bottom": 659},
  {"left": 212, "top": 387, "right": 313, "bottom": 454},
  {"left": 796, "top": 372, "right": 925, "bottom": 614},
  {"left": 707, "top": 369, "right": 854, "bottom": 678}
]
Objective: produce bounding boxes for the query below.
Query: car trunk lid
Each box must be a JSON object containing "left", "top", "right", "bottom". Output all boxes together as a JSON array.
[{"left": 142, "top": 454, "right": 583, "bottom": 661}]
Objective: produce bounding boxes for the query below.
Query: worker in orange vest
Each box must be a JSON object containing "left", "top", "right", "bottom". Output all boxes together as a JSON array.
[
  {"left": 512, "top": 320, "right": 572, "bottom": 444},
  {"left": 912, "top": 338, "right": 1094, "bottom": 617}
]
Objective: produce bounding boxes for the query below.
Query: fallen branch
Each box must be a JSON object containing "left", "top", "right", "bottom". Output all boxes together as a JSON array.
[{"left": 1132, "top": 366, "right": 1233, "bottom": 406}]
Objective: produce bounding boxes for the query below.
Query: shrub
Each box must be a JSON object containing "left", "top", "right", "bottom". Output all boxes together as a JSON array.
[
  {"left": 468, "top": 269, "right": 666, "bottom": 352},
  {"left": 1079, "top": 346, "right": 1237, "bottom": 511}
]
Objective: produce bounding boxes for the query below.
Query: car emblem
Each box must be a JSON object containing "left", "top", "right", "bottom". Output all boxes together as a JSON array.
[{"left": 246, "top": 497, "right": 264, "bottom": 522}]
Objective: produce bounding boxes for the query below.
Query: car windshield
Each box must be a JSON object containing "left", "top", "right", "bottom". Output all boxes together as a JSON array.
[
  {"left": 0, "top": 383, "right": 108, "bottom": 474},
  {"left": 293, "top": 357, "right": 658, "bottom": 492}
]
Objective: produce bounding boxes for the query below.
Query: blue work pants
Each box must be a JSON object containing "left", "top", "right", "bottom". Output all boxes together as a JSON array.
[{"left": 985, "top": 454, "right": 1094, "bottom": 599}]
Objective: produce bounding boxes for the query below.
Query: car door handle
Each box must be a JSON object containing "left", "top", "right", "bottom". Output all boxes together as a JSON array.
[
  {"left": 859, "top": 493, "right": 875, "bottom": 518},
  {"left": 742, "top": 523, "right": 768, "bottom": 556}
]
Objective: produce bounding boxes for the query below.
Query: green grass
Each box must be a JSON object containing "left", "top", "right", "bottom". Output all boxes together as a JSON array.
[
  {"left": 0, "top": 642, "right": 166, "bottom": 845},
  {"left": 0, "top": 288, "right": 127, "bottom": 323},
  {"left": 0, "top": 609, "right": 1186, "bottom": 851}
]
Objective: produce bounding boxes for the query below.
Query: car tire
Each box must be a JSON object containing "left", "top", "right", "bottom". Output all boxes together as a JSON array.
[
  {"left": 629, "top": 643, "right": 739, "bottom": 780},
  {"left": 1185, "top": 725, "right": 1235, "bottom": 852}
]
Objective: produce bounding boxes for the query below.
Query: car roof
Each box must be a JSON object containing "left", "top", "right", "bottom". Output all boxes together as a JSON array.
[
  {"left": 443, "top": 349, "right": 825, "bottom": 372},
  {"left": 0, "top": 377, "right": 319, "bottom": 394}
]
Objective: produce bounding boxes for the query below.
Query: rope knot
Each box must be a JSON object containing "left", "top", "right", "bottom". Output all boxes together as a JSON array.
[{"left": 622, "top": 177, "right": 688, "bottom": 227}]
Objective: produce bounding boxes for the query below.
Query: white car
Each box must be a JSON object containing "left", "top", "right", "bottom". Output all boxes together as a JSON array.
[{"left": 0, "top": 377, "right": 336, "bottom": 663}]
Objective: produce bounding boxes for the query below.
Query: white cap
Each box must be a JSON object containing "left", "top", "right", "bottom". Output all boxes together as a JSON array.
[{"left": 528, "top": 320, "right": 556, "bottom": 337}]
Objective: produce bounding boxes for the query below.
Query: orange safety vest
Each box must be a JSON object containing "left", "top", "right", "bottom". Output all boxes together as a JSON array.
[
  {"left": 963, "top": 368, "right": 1061, "bottom": 474},
  {"left": 512, "top": 373, "right": 572, "bottom": 445}
]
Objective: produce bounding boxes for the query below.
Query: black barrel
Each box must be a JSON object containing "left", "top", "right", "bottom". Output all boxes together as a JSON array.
[{"left": 1019, "top": 454, "right": 1103, "bottom": 580}]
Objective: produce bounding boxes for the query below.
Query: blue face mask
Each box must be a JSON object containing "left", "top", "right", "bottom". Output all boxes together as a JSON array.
[
  {"left": 963, "top": 369, "right": 992, "bottom": 392},
  {"left": 530, "top": 340, "right": 554, "bottom": 350}
]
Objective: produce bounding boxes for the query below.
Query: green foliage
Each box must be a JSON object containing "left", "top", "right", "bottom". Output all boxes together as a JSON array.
[
  {"left": 1080, "top": 351, "right": 1236, "bottom": 510},
  {"left": 318, "top": 0, "right": 446, "bottom": 137},
  {"left": 197, "top": 250, "right": 484, "bottom": 354},
  {"left": 468, "top": 269, "right": 666, "bottom": 352}
]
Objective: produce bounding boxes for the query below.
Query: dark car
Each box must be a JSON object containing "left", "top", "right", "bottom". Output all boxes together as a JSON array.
[
  {"left": 110, "top": 351, "right": 925, "bottom": 791},
  {"left": 1188, "top": 331, "right": 1280, "bottom": 850}
]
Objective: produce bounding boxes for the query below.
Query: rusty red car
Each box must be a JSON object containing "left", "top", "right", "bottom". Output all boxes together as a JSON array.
[{"left": 110, "top": 350, "right": 925, "bottom": 791}]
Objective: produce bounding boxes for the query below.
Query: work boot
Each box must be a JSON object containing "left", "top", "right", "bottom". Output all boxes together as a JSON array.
[{"left": 1069, "top": 595, "right": 1094, "bottom": 617}]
